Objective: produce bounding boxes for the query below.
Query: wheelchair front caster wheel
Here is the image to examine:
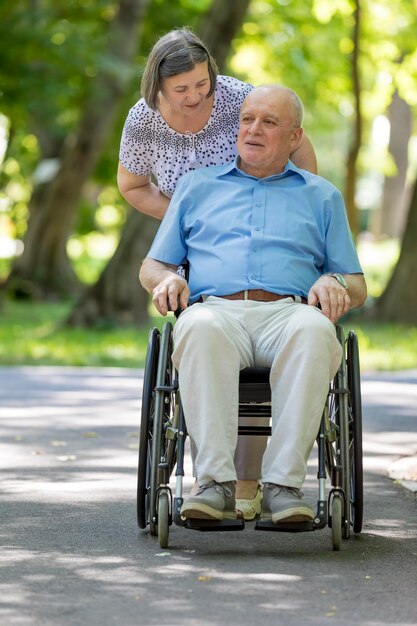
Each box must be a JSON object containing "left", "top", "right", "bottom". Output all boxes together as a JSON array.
[
  {"left": 331, "top": 494, "right": 343, "bottom": 551},
  {"left": 158, "top": 492, "right": 170, "bottom": 549}
]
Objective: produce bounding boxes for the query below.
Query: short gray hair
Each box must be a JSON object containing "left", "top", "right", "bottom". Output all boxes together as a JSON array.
[
  {"left": 250, "top": 85, "right": 304, "bottom": 127},
  {"left": 285, "top": 87, "right": 304, "bottom": 127},
  {"left": 141, "top": 28, "right": 218, "bottom": 110}
]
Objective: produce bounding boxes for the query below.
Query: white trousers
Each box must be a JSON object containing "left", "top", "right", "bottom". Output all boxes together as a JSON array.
[{"left": 172, "top": 297, "right": 342, "bottom": 489}]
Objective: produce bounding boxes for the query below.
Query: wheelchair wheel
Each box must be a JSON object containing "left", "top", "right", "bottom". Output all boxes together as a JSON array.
[
  {"left": 157, "top": 491, "right": 170, "bottom": 549},
  {"left": 137, "top": 327, "right": 160, "bottom": 529},
  {"left": 347, "top": 330, "right": 364, "bottom": 534},
  {"left": 331, "top": 493, "right": 343, "bottom": 551},
  {"left": 148, "top": 321, "right": 178, "bottom": 537},
  {"left": 326, "top": 326, "right": 351, "bottom": 539}
]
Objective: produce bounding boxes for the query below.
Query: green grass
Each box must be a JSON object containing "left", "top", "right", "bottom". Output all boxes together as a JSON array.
[
  {"left": 353, "top": 322, "right": 417, "bottom": 371},
  {"left": 0, "top": 299, "right": 416, "bottom": 371},
  {"left": 0, "top": 299, "right": 171, "bottom": 368}
]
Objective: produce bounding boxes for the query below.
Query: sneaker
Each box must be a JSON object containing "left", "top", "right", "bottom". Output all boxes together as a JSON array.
[
  {"left": 181, "top": 480, "right": 236, "bottom": 520},
  {"left": 262, "top": 483, "right": 315, "bottom": 523}
]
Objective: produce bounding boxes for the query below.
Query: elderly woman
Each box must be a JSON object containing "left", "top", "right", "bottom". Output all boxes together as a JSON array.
[{"left": 118, "top": 28, "right": 317, "bottom": 520}]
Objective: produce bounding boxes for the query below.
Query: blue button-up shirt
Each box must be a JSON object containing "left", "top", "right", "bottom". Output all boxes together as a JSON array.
[{"left": 148, "top": 159, "right": 363, "bottom": 303}]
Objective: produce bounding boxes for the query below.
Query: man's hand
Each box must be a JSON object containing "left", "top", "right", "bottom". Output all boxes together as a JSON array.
[
  {"left": 308, "top": 275, "right": 351, "bottom": 324},
  {"left": 139, "top": 257, "right": 191, "bottom": 316},
  {"left": 152, "top": 274, "right": 190, "bottom": 316}
]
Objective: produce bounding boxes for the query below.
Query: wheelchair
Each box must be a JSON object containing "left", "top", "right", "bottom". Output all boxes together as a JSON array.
[{"left": 136, "top": 315, "right": 363, "bottom": 552}]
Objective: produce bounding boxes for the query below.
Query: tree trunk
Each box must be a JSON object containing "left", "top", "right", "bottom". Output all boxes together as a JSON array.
[
  {"left": 67, "top": 210, "right": 158, "bottom": 326},
  {"left": 344, "top": 0, "right": 362, "bottom": 236},
  {"left": 3, "top": 0, "right": 149, "bottom": 300},
  {"left": 375, "top": 176, "right": 417, "bottom": 323},
  {"left": 198, "top": 0, "right": 252, "bottom": 70},
  {"left": 372, "top": 91, "right": 412, "bottom": 239},
  {"left": 68, "top": 0, "right": 250, "bottom": 327}
]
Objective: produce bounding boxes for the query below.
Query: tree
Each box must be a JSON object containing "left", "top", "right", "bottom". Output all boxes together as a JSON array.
[
  {"left": 67, "top": 209, "right": 158, "bottom": 326},
  {"left": 68, "top": 0, "right": 251, "bottom": 327},
  {"left": 373, "top": 91, "right": 412, "bottom": 239},
  {"left": 344, "top": 0, "right": 362, "bottom": 235},
  {"left": 2, "top": 0, "right": 149, "bottom": 299},
  {"left": 375, "top": 176, "right": 417, "bottom": 324},
  {"left": 198, "top": 0, "right": 251, "bottom": 69}
]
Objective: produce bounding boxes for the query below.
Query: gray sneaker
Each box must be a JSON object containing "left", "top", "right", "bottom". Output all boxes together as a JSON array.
[
  {"left": 181, "top": 480, "right": 236, "bottom": 520},
  {"left": 262, "top": 483, "right": 315, "bottom": 523}
]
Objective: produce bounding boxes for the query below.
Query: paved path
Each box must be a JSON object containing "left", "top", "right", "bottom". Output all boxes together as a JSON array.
[{"left": 1, "top": 367, "right": 416, "bottom": 626}]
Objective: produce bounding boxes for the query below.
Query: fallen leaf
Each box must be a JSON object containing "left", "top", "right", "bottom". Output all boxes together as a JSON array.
[
  {"left": 197, "top": 576, "right": 213, "bottom": 582},
  {"left": 82, "top": 432, "right": 99, "bottom": 438},
  {"left": 14, "top": 435, "right": 23, "bottom": 441},
  {"left": 56, "top": 455, "right": 77, "bottom": 462},
  {"left": 50, "top": 440, "right": 67, "bottom": 447},
  {"left": 155, "top": 552, "right": 171, "bottom": 557}
]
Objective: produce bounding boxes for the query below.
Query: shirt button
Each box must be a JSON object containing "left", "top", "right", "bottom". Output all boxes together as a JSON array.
[
  {"left": 254, "top": 227, "right": 260, "bottom": 231},
  {"left": 256, "top": 202, "right": 262, "bottom": 207}
]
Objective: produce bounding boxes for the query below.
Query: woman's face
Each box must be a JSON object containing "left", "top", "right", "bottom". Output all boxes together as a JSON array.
[{"left": 159, "top": 62, "right": 211, "bottom": 117}]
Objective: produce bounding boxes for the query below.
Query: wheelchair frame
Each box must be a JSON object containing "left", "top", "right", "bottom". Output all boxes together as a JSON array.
[{"left": 137, "top": 320, "right": 363, "bottom": 551}]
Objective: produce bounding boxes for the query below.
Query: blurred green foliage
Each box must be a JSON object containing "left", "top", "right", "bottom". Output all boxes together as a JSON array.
[
  {"left": 0, "top": 237, "right": 413, "bottom": 370},
  {"left": 0, "top": 299, "right": 151, "bottom": 367},
  {"left": 357, "top": 237, "right": 400, "bottom": 298},
  {"left": 231, "top": 0, "right": 417, "bottom": 188},
  {"left": 0, "top": 0, "right": 212, "bottom": 267},
  {"left": 1, "top": 297, "right": 416, "bottom": 371},
  {"left": 0, "top": 0, "right": 416, "bottom": 287}
]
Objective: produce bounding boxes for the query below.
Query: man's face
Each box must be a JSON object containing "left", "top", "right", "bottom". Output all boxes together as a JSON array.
[{"left": 237, "top": 88, "right": 303, "bottom": 177}]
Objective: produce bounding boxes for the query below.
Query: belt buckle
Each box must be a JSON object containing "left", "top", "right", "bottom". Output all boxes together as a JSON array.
[{"left": 244, "top": 290, "right": 249, "bottom": 301}]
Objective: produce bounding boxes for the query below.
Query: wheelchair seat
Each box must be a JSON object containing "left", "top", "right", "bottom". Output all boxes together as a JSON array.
[{"left": 239, "top": 367, "right": 271, "bottom": 403}]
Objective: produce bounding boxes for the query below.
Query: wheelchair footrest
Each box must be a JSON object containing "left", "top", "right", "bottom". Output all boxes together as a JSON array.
[
  {"left": 255, "top": 520, "right": 315, "bottom": 533},
  {"left": 183, "top": 518, "right": 245, "bottom": 532}
]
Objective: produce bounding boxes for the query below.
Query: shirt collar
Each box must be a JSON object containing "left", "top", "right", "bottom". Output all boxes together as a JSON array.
[{"left": 216, "top": 157, "right": 308, "bottom": 182}]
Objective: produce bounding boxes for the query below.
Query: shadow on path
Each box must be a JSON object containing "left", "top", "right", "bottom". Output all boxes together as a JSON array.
[{"left": 0, "top": 367, "right": 416, "bottom": 626}]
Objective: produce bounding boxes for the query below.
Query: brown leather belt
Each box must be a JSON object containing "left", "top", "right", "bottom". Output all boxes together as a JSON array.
[{"left": 219, "top": 289, "right": 307, "bottom": 304}]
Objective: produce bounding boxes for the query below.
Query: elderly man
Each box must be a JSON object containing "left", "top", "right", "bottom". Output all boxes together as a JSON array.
[{"left": 140, "top": 85, "right": 367, "bottom": 523}]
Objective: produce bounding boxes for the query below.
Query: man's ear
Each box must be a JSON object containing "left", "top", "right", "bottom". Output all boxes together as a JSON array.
[{"left": 291, "top": 127, "right": 303, "bottom": 149}]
